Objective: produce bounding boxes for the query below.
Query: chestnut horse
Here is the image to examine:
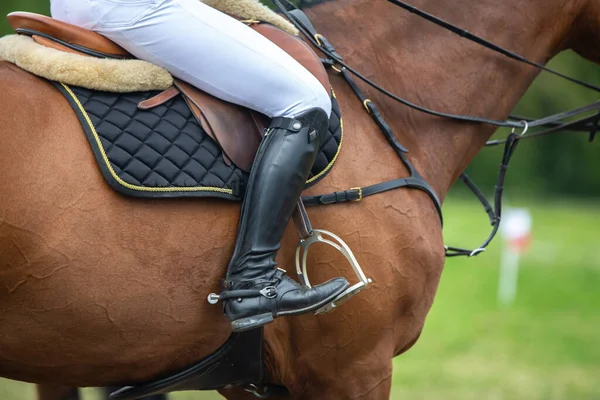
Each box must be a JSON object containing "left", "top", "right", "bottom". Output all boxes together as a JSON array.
[{"left": 1, "top": 0, "right": 599, "bottom": 398}]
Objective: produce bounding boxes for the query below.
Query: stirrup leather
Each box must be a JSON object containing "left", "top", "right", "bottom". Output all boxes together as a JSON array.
[{"left": 293, "top": 201, "right": 372, "bottom": 314}]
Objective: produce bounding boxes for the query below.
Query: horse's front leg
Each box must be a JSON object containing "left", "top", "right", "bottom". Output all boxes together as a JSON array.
[
  {"left": 36, "top": 384, "right": 80, "bottom": 400},
  {"left": 293, "top": 357, "right": 393, "bottom": 400},
  {"left": 219, "top": 387, "right": 292, "bottom": 399}
]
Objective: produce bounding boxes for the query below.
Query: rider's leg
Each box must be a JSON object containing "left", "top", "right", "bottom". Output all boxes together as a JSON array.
[
  {"left": 50, "top": 0, "right": 332, "bottom": 118},
  {"left": 222, "top": 108, "right": 348, "bottom": 332},
  {"left": 51, "top": 0, "right": 348, "bottom": 331}
]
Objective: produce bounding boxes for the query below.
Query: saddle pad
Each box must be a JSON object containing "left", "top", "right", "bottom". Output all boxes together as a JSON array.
[{"left": 54, "top": 83, "right": 343, "bottom": 201}]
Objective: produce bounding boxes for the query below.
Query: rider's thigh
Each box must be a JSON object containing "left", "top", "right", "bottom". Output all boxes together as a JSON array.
[{"left": 52, "top": 0, "right": 331, "bottom": 118}]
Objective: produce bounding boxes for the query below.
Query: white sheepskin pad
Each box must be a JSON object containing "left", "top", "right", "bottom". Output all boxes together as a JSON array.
[
  {"left": 0, "top": 0, "right": 297, "bottom": 92},
  {"left": 205, "top": 0, "right": 298, "bottom": 35},
  {"left": 0, "top": 35, "right": 173, "bottom": 92}
]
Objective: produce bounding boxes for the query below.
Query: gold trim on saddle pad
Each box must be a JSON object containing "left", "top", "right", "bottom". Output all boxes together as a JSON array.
[{"left": 306, "top": 89, "right": 343, "bottom": 185}]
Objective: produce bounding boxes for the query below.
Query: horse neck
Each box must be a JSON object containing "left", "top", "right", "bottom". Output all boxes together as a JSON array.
[{"left": 306, "top": 0, "right": 582, "bottom": 200}]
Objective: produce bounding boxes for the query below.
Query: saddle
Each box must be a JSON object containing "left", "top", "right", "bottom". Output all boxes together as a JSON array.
[{"left": 6, "top": 11, "right": 331, "bottom": 173}]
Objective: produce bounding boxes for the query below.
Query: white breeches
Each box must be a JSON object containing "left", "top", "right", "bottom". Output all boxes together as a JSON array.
[{"left": 50, "top": 0, "right": 331, "bottom": 118}]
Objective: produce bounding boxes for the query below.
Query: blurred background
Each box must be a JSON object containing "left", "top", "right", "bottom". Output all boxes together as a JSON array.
[{"left": 1, "top": 0, "right": 599, "bottom": 399}]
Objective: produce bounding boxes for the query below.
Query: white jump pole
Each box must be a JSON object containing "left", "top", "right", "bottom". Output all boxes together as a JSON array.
[{"left": 498, "top": 208, "right": 532, "bottom": 306}]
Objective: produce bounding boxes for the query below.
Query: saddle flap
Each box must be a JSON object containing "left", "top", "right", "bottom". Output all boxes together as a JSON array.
[
  {"left": 7, "top": 11, "right": 131, "bottom": 58},
  {"left": 175, "top": 79, "right": 264, "bottom": 172}
]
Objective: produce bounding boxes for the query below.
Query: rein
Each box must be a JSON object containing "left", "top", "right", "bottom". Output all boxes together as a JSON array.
[{"left": 277, "top": 0, "right": 598, "bottom": 257}]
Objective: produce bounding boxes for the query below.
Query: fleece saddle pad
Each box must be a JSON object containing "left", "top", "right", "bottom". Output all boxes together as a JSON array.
[{"left": 54, "top": 83, "right": 343, "bottom": 201}]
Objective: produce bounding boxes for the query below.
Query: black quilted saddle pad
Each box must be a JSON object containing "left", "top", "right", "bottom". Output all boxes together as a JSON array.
[{"left": 54, "top": 83, "right": 343, "bottom": 201}]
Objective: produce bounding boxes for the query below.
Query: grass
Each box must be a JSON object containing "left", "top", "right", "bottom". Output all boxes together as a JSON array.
[
  {"left": 391, "top": 195, "right": 600, "bottom": 400},
  {"left": 2, "top": 196, "right": 599, "bottom": 399}
]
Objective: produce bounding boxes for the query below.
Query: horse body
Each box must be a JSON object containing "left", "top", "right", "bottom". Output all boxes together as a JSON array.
[{"left": 0, "top": 0, "right": 597, "bottom": 398}]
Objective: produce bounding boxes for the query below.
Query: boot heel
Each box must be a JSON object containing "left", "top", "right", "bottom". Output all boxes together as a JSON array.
[{"left": 231, "top": 313, "right": 274, "bottom": 332}]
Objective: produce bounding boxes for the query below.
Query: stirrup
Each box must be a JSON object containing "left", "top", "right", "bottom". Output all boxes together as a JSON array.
[{"left": 295, "top": 228, "right": 372, "bottom": 315}]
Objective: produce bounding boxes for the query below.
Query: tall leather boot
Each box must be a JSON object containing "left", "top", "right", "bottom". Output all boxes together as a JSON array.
[{"left": 219, "top": 108, "right": 349, "bottom": 332}]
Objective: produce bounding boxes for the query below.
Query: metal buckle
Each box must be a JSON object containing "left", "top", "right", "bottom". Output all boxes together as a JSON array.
[
  {"left": 511, "top": 120, "right": 529, "bottom": 136},
  {"left": 244, "top": 384, "right": 270, "bottom": 399},
  {"left": 351, "top": 187, "right": 363, "bottom": 202},
  {"left": 331, "top": 64, "right": 343, "bottom": 74},
  {"left": 259, "top": 286, "right": 278, "bottom": 299},
  {"left": 314, "top": 33, "right": 325, "bottom": 46},
  {"left": 295, "top": 229, "right": 372, "bottom": 315}
]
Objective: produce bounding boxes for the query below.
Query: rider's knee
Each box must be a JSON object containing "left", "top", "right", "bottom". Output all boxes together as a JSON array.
[{"left": 281, "top": 80, "right": 332, "bottom": 119}]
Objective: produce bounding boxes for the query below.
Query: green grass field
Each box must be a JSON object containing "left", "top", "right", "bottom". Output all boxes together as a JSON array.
[{"left": 2, "top": 196, "right": 599, "bottom": 400}]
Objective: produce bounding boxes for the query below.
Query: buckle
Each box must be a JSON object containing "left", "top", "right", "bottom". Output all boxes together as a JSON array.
[
  {"left": 351, "top": 187, "right": 363, "bottom": 202},
  {"left": 259, "top": 286, "right": 278, "bottom": 299},
  {"left": 221, "top": 279, "right": 234, "bottom": 289},
  {"left": 314, "top": 33, "right": 325, "bottom": 46}
]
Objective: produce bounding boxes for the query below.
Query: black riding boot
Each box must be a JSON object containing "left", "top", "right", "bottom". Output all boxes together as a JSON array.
[{"left": 221, "top": 108, "right": 349, "bottom": 332}]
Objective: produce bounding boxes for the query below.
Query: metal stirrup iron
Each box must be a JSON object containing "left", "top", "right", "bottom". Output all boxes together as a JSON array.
[{"left": 292, "top": 200, "right": 372, "bottom": 314}]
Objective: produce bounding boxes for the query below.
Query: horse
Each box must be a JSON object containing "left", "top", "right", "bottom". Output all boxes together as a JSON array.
[{"left": 1, "top": 0, "right": 599, "bottom": 398}]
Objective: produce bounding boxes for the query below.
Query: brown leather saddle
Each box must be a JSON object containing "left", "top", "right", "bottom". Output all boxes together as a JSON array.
[{"left": 6, "top": 11, "right": 331, "bottom": 172}]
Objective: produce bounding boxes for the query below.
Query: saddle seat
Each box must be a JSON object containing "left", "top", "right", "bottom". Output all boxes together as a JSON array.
[{"left": 6, "top": 11, "right": 331, "bottom": 172}]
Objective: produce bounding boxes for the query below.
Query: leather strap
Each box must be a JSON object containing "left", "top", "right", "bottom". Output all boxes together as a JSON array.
[
  {"left": 276, "top": 0, "right": 600, "bottom": 132},
  {"left": 285, "top": 3, "right": 444, "bottom": 225},
  {"left": 289, "top": 9, "right": 343, "bottom": 61},
  {"left": 278, "top": 0, "right": 598, "bottom": 259},
  {"left": 387, "top": 0, "right": 600, "bottom": 93},
  {"left": 292, "top": 200, "right": 313, "bottom": 240},
  {"left": 445, "top": 133, "right": 521, "bottom": 257},
  {"left": 270, "top": 116, "right": 302, "bottom": 131},
  {"left": 303, "top": 176, "right": 442, "bottom": 218},
  {"left": 138, "top": 86, "right": 181, "bottom": 110}
]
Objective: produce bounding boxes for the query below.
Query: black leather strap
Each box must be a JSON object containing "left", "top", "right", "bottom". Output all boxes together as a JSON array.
[
  {"left": 277, "top": 0, "right": 600, "bottom": 259},
  {"left": 445, "top": 133, "right": 521, "bottom": 257},
  {"left": 387, "top": 0, "right": 600, "bottom": 93},
  {"left": 303, "top": 176, "right": 443, "bottom": 223},
  {"left": 16, "top": 28, "right": 132, "bottom": 59},
  {"left": 339, "top": 68, "right": 408, "bottom": 153},
  {"left": 289, "top": 9, "right": 343, "bottom": 61},
  {"left": 487, "top": 110, "right": 600, "bottom": 146},
  {"left": 275, "top": 0, "right": 524, "bottom": 129},
  {"left": 303, "top": 189, "right": 361, "bottom": 205},
  {"left": 275, "top": 0, "right": 600, "bottom": 133},
  {"left": 109, "top": 329, "right": 270, "bottom": 400},
  {"left": 270, "top": 116, "right": 302, "bottom": 131}
]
